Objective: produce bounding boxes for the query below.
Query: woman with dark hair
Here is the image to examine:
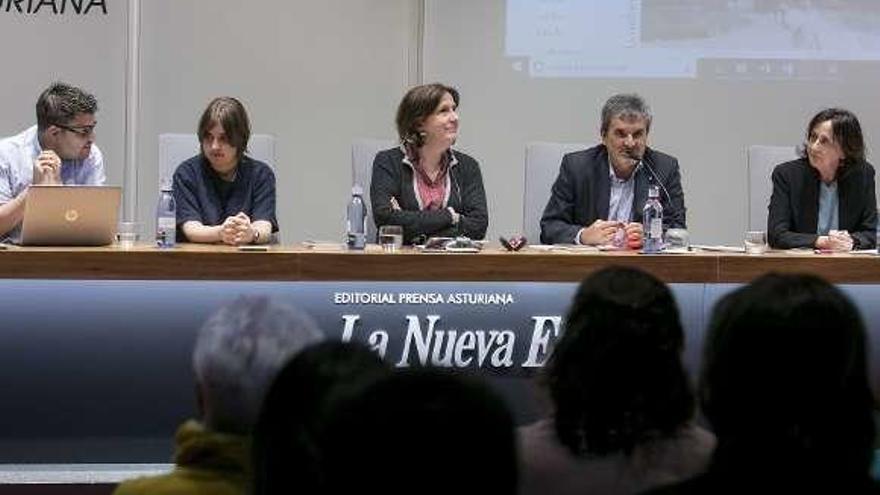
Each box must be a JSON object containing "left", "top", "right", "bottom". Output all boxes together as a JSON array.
[
  {"left": 370, "top": 83, "right": 488, "bottom": 245},
  {"left": 648, "top": 273, "right": 879, "bottom": 494},
  {"left": 251, "top": 341, "right": 390, "bottom": 495},
  {"left": 518, "top": 266, "right": 714, "bottom": 495},
  {"left": 173, "top": 97, "right": 278, "bottom": 245},
  {"left": 768, "top": 108, "right": 877, "bottom": 250}
]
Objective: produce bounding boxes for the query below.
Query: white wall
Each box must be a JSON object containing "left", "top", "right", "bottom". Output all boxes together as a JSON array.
[{"left": 423, "top": 0, "right": 880, "bottom": 245}]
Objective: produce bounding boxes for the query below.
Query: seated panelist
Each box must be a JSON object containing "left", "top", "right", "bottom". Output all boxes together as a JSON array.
[
  {"left": 370, "top": 83, "right": 488, "bottom": 245},
  {"left": 0, "top": 82, "right": 105, "bottom": 244},
  {"left": 173, "top": 97, "right": 277, "bottom": 245},
  {"left": 540, "top": 93, "right": 686, "bottom": 247},
  {"left": 768, "top": 108, "right": 876, "bottom": 251}
]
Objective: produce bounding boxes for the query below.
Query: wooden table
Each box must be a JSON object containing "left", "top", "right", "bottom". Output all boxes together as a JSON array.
[{"left": 0, "top": 243, "right": 877, "bottom": 283}]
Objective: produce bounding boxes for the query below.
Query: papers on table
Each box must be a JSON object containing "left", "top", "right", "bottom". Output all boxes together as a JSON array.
[
  {"left": 527, "top": 244, "right": 600, "bottom": 252},
  {"left": 691, "top": 244, "right": 746, "bottom": 253}
]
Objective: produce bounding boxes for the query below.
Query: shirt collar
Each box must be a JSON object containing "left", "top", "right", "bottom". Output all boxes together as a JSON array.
[
  {"left": 607, "top": 155, "right": 640, "bottom": 184},
  {"left": 399, "top": 144, "right": 459, "bottom": 169},
  {"left": 202, "top": 154, "right": 242, "bottom": 183}
]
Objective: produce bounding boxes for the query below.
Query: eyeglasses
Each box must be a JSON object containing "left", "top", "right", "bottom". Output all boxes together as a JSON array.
[{"left": 52, "top": 122, "right": 96, "bottom": 137}]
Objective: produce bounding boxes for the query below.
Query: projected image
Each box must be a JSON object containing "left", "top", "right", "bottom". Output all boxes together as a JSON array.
[{"left": 506, "top": 0, "right": 880, "bottom": 79}]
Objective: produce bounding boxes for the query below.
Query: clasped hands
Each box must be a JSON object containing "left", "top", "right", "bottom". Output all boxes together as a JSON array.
[
  {"left": 816, "top": 229, "right": 854, "bottom": 252},
  {"left": 580, "top": 219, "right": 643, "bottom": 249},
  {"left": 221, "top": 212, "right": 257, "bottom": 245},
  {"left": 33, "top": 150, "right": 62, "bottom": 185}
]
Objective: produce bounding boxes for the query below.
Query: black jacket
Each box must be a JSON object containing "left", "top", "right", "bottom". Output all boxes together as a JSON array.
[
  {"left": 768, "top": 158, "right": 877, "bottom": 249},
  {"left": 539, "top": 145, "right": 687, "bottom": 244},
  {"left": 370, "top": 147, "right": 488, "bottom": 244}
]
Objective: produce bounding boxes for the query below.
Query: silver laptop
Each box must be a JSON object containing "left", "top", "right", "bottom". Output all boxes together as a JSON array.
[{"left": 20, "top": 185, "right": 121, "bottom": 246}]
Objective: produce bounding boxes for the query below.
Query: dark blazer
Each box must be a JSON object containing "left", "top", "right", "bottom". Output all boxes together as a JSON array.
[
  {"left": 370, "top": 147, "right": 488, "bottom": 244},
  {"left": 539, "top": 145, "right": 687, "bottom": 244},
  {"left": 768, "top": 158, "right": 877, "bottom": 249}
]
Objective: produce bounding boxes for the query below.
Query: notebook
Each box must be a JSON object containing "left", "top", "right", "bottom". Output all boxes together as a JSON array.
[{"left": 20, "top": 185, "right": 121, "bottom": 246}]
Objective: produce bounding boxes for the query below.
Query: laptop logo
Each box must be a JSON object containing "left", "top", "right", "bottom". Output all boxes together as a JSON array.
[{"left": 64, "top": 209, "right": 79, "bottom": 222}]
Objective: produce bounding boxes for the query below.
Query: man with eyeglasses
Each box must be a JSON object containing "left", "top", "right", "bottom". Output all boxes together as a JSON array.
[{"left": 0, "top": 82, "right": 105, "bottom": 243}]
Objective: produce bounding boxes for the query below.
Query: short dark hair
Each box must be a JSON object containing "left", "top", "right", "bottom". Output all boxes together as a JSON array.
[
  {"left": 800, "top": 108, "right": 865, "bottom": 164},
  {"left": 251, "top": 341, "right": 390, "bottom": 495},
  {"left": 547, "top": 266, "right": 694, "bottom": 456},
  {"left": 701, "top": 273, "right": 875, "bottom": 477},
  {"left": 320, "top": 369, "right": 517, "bottom": 494},
  {"left": 36, "top": 82, "right": 98, "bottom": 132},
  {"left": 198, "top": 97, "right": 251, "bottom": 158},
  {"left": 600, "top": 93, "right": 652, "bottom": 137},
  {"left": 395, "top": 83, "right": 460, "bottom": 147}
]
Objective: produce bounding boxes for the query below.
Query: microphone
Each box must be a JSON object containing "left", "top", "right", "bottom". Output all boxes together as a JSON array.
[{"left": 627, "top": 151, "right": 672, "bottom": 205}]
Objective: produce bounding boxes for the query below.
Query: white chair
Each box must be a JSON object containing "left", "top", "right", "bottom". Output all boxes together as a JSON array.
[
  {"left": 747, "top": 145, "right": 798, "bottom": 231},
  {"left": 523, "top": 142, "right": 587, "bottom": 243},
  {"left": 158, "top": 133, "right": 277, "bottom": 187},
  {"left": 351, "top": 138, "right": 396, "bottom": 242}
]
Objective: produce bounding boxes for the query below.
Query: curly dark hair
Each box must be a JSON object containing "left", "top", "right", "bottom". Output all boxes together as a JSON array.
[{"left": 547, "top": 266, "right": 694, "bottom": 457}]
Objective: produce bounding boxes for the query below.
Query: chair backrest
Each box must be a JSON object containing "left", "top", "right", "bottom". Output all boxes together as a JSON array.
[
  {"left": 352, "top": 138, "right": 396, "bottom": 241},
  {"left": 523, "top": 142, "right": 587, "bottom": 243},
  {"left": 158, "top": 133, "right": 277, "bottom": 186},
  {"left": 747, "top": 145, "right": 798, "bottom": 231}
]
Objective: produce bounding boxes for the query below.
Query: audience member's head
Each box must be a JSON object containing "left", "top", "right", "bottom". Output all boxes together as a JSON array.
[
  {"left": 320, "top": 368, "right": 518, "bottom": 494},
  {"left": 700, "top": 273, "right": 875, "bottom": 479},
  {"left": 193, "top": 296, "right": 323, "bottom": 435},
  {"left": 547, "top": 266, "right": 694, "bottom": 456},
  {"left": 251, "top": 341, "right": 390, "bottom": 495}
]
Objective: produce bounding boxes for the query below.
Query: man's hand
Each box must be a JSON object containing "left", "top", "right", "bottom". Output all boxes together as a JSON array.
[
  {"left": 624, "top": 222, "right": 644, "bottom": 249},
  {"left": 220, "top": 212, "right": 254, "bottom": 245},
  {"left": 816, "top": 230, "right": 854, "bottom": 252},
  {"left": 33, "top": 151, "right": 61, "bottom": 185},
  {"left": 579, "top": 220, "right": 620, "bottom": 245},
  {"left": 829, "top": 230, "right": 854, "bottom": 252}
]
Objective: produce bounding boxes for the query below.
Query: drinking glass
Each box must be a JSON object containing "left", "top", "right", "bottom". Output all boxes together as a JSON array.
[
  {"left": 744, "top": 230, "right": 768, "bottom": 255},
  {"left": 115, "top": 221, "right": 141, "bottom": 250},
  {"left": 378, "top": 225, "right": 403, "bottom": 253}
]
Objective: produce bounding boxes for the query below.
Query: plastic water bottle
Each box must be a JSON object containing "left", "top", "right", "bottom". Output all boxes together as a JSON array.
[
  {"left": 156, "top": 181, "right": 176, "bottom": 248},
  {"left": 346, "top": 185, "right": 367, "bottom": 250},
  {"left": 642, "top": 185, "right": 663, "bottom": 254}
]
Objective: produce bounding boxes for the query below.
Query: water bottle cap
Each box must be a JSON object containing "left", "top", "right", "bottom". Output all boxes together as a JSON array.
[
  {"left": 351, "top": 184, "right": 364, "bottom": 196},
  {"left": 648, "top": 185, "right": 660, "bottom": 197},
  {"left": 160, "top": 178, "right": 173, "bottom": 191}
]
